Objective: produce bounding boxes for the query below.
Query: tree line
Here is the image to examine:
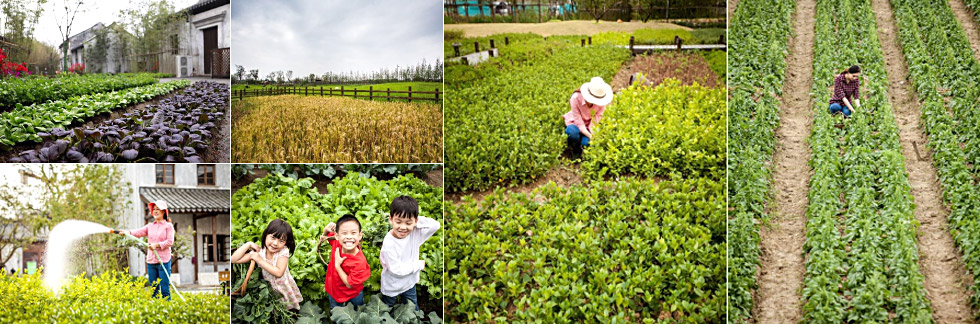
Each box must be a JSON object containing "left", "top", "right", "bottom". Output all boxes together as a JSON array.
[{"left": 233, "top": 59, "right": 444, "bottom": 85}]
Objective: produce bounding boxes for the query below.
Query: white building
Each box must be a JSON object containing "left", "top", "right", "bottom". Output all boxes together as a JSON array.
[
  {"left": 121, "top": 164, "right": 230, "bottom": 286},
  {"left": 59, "top": 22, "right": 132, "bottom": 74},
  {"left": 166, "top": 0, "right": 231, "bottom": 77}
]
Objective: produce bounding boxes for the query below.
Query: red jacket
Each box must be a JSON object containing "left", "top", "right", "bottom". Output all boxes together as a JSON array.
[{"left": 323, "top": 233, "right": 371, "bottom": 302}]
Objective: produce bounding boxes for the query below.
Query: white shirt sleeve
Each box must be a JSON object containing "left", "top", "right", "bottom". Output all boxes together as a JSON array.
[
  {"left": 413, "top": 216, "right": 441, "bottom": 244},
  {"left": 380, "top": 249, "right": 425, "bottom": 277}
]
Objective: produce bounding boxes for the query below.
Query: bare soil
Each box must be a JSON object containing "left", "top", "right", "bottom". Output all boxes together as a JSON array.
[
  {"left": 948, "top": 0, "right": 980, "bottom": 63},
  {"left": 445, "top": 20, "right": 692, "bottom": 37},
  {"left": 445, "top": 164, "right": 582, "bottom": 206},
  {"left": 751, "top": 0, "right": 816, "bottom": 322},
  {"left": 609, "top": 52, "right": 720, "bottom": 92},
  {"left": 871, "top": 0, "right": 975, "bottom": 321}
]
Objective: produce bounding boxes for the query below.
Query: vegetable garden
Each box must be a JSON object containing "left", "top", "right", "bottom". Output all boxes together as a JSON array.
[
  {"left": 0, "top": 270, "right": 229, "bottom": 323},
  {"left": 231, "top": 171, "right": 443, "bottom": 323},
  {"left": 231, "top": 95, "right": 443, "bottom": 163},
  {"left": 0, "top": 73, "right": 230, "bottom": 162},
  {"left": 729, "top": 0, "right": 980, "bottom": 321},
  {"left": 445, "top": 30, "right": 727, "bottom": 322}
]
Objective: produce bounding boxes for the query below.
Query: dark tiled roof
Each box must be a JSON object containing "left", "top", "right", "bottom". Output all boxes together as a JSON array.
[
  {"left": 184, "top": 0, "right": 230, "bottom": 15},
  {"left": 140, "top": 187, "right": 229, "bottom": 213}
]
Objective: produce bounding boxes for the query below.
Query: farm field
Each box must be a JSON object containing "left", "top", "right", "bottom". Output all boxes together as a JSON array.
[
  {"left": 0, "top": 73, "right": 230, "bottom": 163},
  {"left": 444, "top": 25, "right": 727, "bottom": 322},
  {"left": 231, "top": 95, "right": 442, "bottom": 163},
  {"left": 230, "top": 82, "right": 443, "bottom": 103},
  {"left": 231, "top": 170, "right": 443, "bottom": 323},
  {"left": 729, "top": 0, "right": 980, "bottom": 322}
]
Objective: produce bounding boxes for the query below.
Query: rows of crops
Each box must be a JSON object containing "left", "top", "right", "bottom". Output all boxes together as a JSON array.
[
  {"left": 445, "top": 43, "right": 629, "bottom": 192},
  {"left": 231, "top": 173, "right": 443, "bottom": 320},
  {"left": 447, "top": 177, "right": 725, "bottom": 322},
  {"left": 0, "top": 271, "right": 228, "bottom": 323},
  {"left": 231, "top": 95, "right": 442, "bottom": 163},
  {"left": 0, "top": 73, "right": 160, "bottom": 110},
  {"left": 581, "top": 79, "right": 725, "bottom": 181},
  {"left": 0, "top": 80, "right": 190, "bottom": 148},
  {"left": 890, "top": 0, "right": 980, "bottom": 314},
  {"left": 800, "top": 0, "right": 932, "bottom": 321},
  {"left": 725, "top": 0, "right": 796, "bottom": 321},
  {"left": 10, "top": 81, "right": 227, "bottom": 163}
]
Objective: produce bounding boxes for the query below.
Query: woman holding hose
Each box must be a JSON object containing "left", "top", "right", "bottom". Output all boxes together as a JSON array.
[{"left": 120, "top": 200, "right": 175, "bottom": 300}]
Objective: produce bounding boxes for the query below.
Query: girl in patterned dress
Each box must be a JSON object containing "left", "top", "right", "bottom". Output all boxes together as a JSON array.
[{"left": 231, "top": 219, "right": 304, "bottom": 310}]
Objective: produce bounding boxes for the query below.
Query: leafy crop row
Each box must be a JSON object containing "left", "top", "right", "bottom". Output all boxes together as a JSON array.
[
  {"left": 0, "top": 73, "right": 159, "bottom": 110},
  {"left": 231, "top": 173, "right": 443, "bottom": 307},
  {"left": 725, "top": 0, "right": 796, "bottom": 321},
  {"left": 890, "top": 0, "right": 980, "bottom": 316},
  {"left": 444, "top": 37, "right": 576, "bottom": 89},
  {"left": 10, "top": 81, "right": 227, "bottom": 163},
  {"left": 801, "top": 0, "right": 932, "bottom": 321},
  {"left": 0, "top": 270, "right": 229, "bottom": 323},
  {"left": 232, "top": 95, "right": 442, "bottom": 163},
  {"left": 581, "top": 79, "right": 725, "bottom": 180},
  {"left": 445, "top": 45, "right": 629, "bottom": 192},
  {"left": 0, "top": 80, "right": 190, "bottom": 148},
  {"left": 446, "top": 178, "right": 725, "bottom": 323}
]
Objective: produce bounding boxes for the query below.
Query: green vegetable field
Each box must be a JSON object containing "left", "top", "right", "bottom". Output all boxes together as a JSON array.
[
  {"left": 729, "top": 0, "right": 980, "bottom": 321},
  {"left": 445, "top": 30, "right": 727, "bottom": 322}
]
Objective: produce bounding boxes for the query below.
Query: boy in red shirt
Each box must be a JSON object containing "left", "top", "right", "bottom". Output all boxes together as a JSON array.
[{"left": 323, "top": 215, "right": 371, "bottom": 309}]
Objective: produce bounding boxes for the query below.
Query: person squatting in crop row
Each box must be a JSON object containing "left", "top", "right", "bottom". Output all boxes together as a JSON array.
[
  {"left": 829, "top": 65, "right": 863, "bottom": 118},
  {"left": 380, "top": 196, "right": 441, "bottom": 310},
  {"left": 322, "top": 214, "right": 371, "bottom": 309},
  {"left": 230, "top": 219, "right": 304, "bottom": 310},
  {"left": 118, "top": 200, "right": 175, "bottom": 300},
  {"left": 564, "top": 77, "right": 613, "bottom": 159}
]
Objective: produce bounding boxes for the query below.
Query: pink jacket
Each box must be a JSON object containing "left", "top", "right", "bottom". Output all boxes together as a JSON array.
[
  {"left": 130, "top": 220, "right": 175, "bottom": 264},
  {"left": 563, "top": 91, "right": 606, "bottom": 134}
]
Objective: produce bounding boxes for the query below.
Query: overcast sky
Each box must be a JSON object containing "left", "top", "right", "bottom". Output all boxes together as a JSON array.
[
  {"left": 27, "top": 0, "right": 198, "bottom": 46},
  {"left": 231, "top": 0, "right": 443, "bottom": 77}
]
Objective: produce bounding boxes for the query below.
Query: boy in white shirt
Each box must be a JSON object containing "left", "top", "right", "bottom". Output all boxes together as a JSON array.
[{"left": 379, "top": 196, "right": 440, "bottom": 310}]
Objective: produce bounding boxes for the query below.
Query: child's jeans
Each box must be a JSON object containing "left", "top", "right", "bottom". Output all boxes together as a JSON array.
[
  {"left": 381, "top": 286, "right": 419, "bottom": 310},
  {"left": 147, "top": 261, "right": 171, "bottom": 300},
  {"left": 564, "top": 125, "right": 590, "bottom": 147},
  {"left": 829, "top": 103, "right": 851, "bottom": 116},
  {"left": 328, "top": 291, "right": 365, "bottom": 309}
]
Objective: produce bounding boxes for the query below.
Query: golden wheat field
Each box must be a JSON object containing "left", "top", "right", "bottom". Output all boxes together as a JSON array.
[{"left": 231, "top": 95, "right": 443, "bottom": 163}]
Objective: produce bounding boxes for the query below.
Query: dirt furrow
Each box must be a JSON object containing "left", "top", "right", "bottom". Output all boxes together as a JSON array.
[
  {"left": 751, "top": 0, "right": 816, "bottom": 322},
  {"left": 870, "top": 0, "right": 975, "bottom": 321},
  {"left": 948, "top": 0, "right": 980, "bottom": 63}
]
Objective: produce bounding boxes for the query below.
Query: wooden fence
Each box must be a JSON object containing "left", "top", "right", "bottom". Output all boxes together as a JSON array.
[{"left": 232, "top": 86, "right": 442, "bottom": 103}]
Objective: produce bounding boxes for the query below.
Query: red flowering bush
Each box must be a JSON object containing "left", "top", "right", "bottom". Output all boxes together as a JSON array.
[
  {"left": 0, "top": 48, "right": 30, "bottom": 78},
  {"left": 68, "top": 63, "right": 85, "bottom": 74}
]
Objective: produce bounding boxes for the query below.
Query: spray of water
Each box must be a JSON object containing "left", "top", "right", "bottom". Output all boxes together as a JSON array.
[{"left": 43, "top": 220, "right": 112, "bottom": 293}]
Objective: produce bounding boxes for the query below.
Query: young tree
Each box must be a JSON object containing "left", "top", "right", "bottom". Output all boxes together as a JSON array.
[
  {"left": 119, "top": 0, "right": 181, "bottom": 73},
  {"left": 578, "top": 0, "right": 614, "bottom": 22},
  {"left": 53, "top": 0, "right": 88, "bottom": 71},
  {"left": 248, "top": 69, "right": 259, "bottom": 83},
  {"left": 234, "top": 65, "right": 245, "bottom": 83},
  {"left": 1, "top": 0, "right": 47, "bottom": 63},
  {"left": 84, "top": 28, "right": 109, "bottom": 73}
]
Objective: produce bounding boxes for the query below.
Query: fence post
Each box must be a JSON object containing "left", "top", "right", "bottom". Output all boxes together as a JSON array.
[
  {"left": 588, "top": 36, "right": 592, "bottom": 45},
  {"left": 505, "top": 36, "right": 509, "bottom": 45},
  {"left": 629, "top": 36, "right": 635, "bottom": 56},
  {"left": 370, "top": 86, "right": 373, "bottom": 101},
  {"left": 581, "top": 38, "right": 585, "bottom": 47},
  {"left": 408, "top": 86, "right": 412, "bottom": 103},
  {"left": 435, "top": 88, "right": 440, "bottom": 101},
  {"left": 537, "top": 1, "right": 542, "bottom": 23},
  {"left": 676, "top": 36, "right": 682, "bottom": 52},
  {"left": 341, "top": 86, "right": 344, "bottom": 97},
  {"left": 719, "top": 34, "right": 725, "bottom": 44},
  {"left": 490, "top": 39, "right": 495, "bottom": 49},
  {"left": 387, "top": 88, "right": 391, "bottom": 101},
  {"left": 320, "top": 87, "right": 323, "bottom": 96},
  {"left": 474, "top": 41, "right": 480, "bottom": 53},
  {"left": 453, "top": 43, "right": 461, "bottom": 57}
]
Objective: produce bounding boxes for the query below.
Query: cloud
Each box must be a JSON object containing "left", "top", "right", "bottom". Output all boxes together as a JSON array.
[{"left": 231, "top": 0, "right": 443, "bottom": 78}]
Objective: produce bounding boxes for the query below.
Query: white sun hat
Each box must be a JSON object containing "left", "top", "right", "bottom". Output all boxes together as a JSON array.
[
  {"left": 153, "top": 200, "right": 168, "bottom": 211},
  {"left": 580, "top": 77, "right": 613, "bottom": 106}
]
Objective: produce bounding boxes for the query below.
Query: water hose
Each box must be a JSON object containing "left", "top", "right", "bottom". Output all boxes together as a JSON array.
[{"left": 110, "top": 230, "right": 185, "bottom": 301}]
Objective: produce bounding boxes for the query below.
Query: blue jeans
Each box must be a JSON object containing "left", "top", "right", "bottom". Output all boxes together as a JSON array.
[
  {"left": 564, "top": 125, "right": 590, "bottom": 147},
  {"left": 381, "top": 286, "right": 419, "bottom": 310},
  {"left": 328, "top": 291, "right": 365, "bottom": 309},
  {"left": 147, "top": 261, "right": 171, "bottom": 300},
  {"left": 829, "top": 103, "right": 851, "bottom": 116}
]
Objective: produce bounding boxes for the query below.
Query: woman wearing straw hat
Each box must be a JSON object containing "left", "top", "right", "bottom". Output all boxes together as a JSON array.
[
  {"left": 563, "top": 76, "right": 613, "bottom": 159},
  {"left": 119, "top": 200, "right": 175, "bottom": 300}
]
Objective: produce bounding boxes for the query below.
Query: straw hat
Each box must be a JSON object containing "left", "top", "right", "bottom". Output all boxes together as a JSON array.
[
  {"left": 580, "top": 77, "right": 613, "bottom": 106},
  {"left": 152, "top": 200, "right": 168, "bottom": 211}
]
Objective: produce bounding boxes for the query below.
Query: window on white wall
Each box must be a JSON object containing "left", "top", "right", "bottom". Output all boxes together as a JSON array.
[
  {"left": 156, "top": 164, "right": 175, "bottom": 184},
  {"left": 197, "top": 164, "right": 215, "bottom": 186},
  {"left": 203, "top": 234, "right": 229, "bottom": 262}
]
